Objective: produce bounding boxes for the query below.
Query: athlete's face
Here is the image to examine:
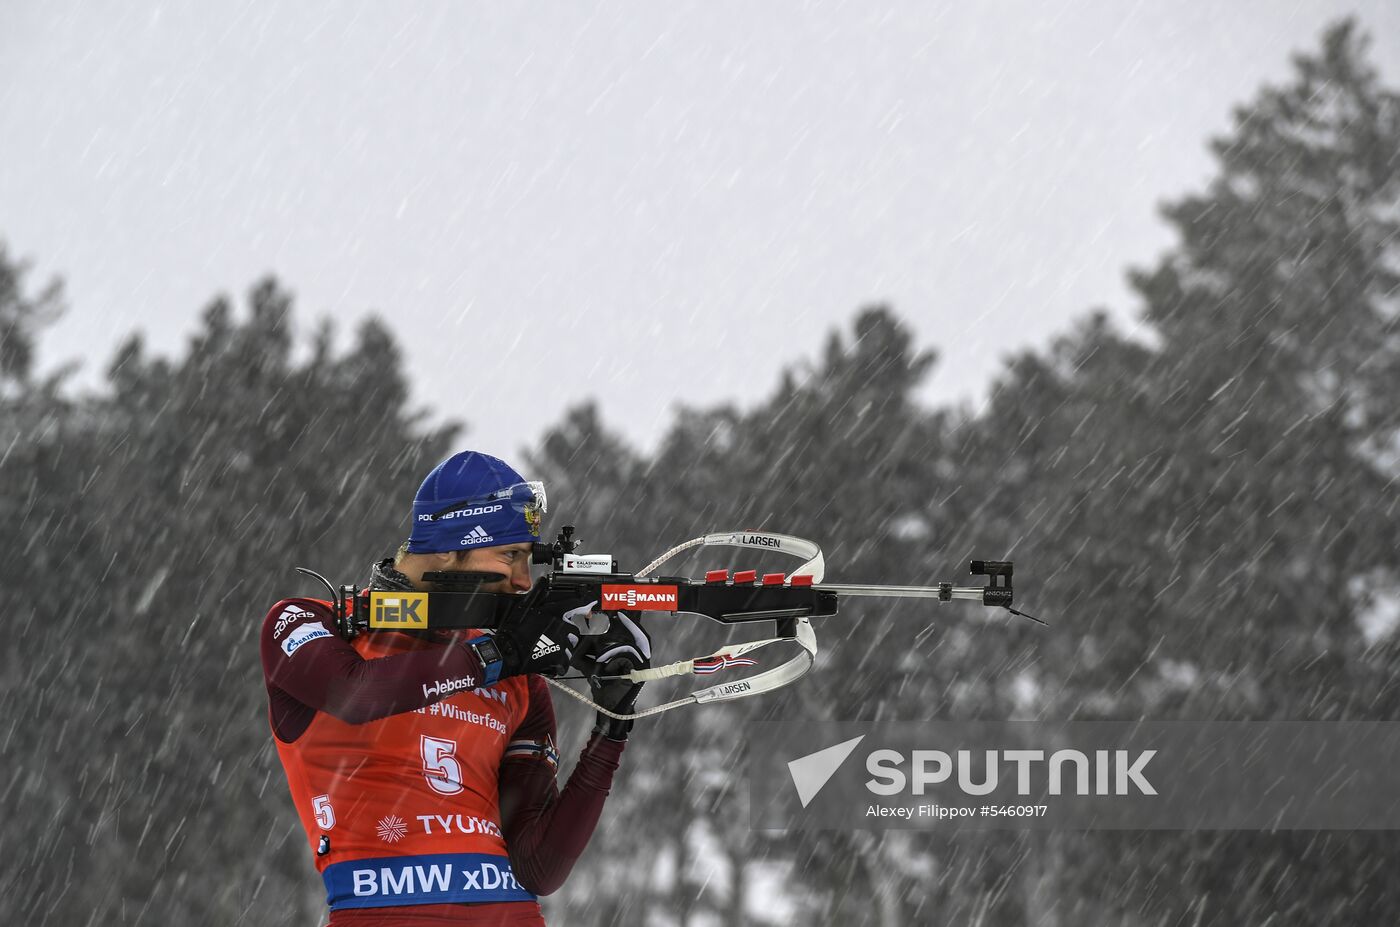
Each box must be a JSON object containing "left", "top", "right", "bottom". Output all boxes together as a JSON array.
[{"left": 457, "top": 542, "right": 534, "bottom": 594}]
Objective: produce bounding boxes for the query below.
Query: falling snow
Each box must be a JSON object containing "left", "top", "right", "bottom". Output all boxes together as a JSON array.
[{"left": 4, "top": 7, "right": 1400, "bottom": 927}]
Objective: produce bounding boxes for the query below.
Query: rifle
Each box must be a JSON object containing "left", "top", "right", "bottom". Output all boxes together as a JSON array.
[{"left": 297, "top": 527, "right": 1041, "bottom": 720}]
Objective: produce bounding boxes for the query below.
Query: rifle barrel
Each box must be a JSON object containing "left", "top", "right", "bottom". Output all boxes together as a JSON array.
[{"left": 820, "top": 583, "right": 988, "bottom": 602}]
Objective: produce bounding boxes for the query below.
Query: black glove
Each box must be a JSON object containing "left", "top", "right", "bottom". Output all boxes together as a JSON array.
[
  {"left": 588, "top": 614, "right": 651, "bottom": 741},
  {"left": 492, "top": 600, "right": 589, "bottom": 679}
]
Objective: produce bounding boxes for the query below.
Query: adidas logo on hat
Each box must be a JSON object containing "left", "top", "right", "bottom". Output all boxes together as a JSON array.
[
  {"left": 461, "top": 525, "right": 494, "bottom": 546},
  {"left": 532, "top": 635, "right": 561, "bottom": 660}
]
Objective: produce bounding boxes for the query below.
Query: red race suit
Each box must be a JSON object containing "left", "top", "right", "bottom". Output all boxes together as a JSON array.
[{"left": 261, "top": 594, "right": 625, "bottom": 926}]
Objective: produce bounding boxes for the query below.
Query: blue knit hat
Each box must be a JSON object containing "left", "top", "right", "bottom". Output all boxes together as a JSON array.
[{"left": 406, "top": 451, "right": 546, "bottom": 553}]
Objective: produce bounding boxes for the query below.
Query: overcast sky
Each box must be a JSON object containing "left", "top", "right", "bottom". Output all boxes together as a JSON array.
[{"left": 4, "top": 1, "right": 1397, "bottom": 462}]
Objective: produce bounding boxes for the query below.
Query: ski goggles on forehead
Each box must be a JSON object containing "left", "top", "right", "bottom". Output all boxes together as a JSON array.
[{"left": 426, "top": 480, "right": 547, "bottom": 521}]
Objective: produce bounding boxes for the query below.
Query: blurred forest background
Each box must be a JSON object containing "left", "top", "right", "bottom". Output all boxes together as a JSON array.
[{"left": 4, "top": 19, "right": 1400, "bottom": 927}]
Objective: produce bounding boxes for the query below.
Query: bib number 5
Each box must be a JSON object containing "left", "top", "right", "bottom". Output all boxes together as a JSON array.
[
  {"left": 421, "top": 735, "right": 464, "bottom": 795},
  {"left": 312, "top": 794, "right": 336, "bottom": 830}
]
